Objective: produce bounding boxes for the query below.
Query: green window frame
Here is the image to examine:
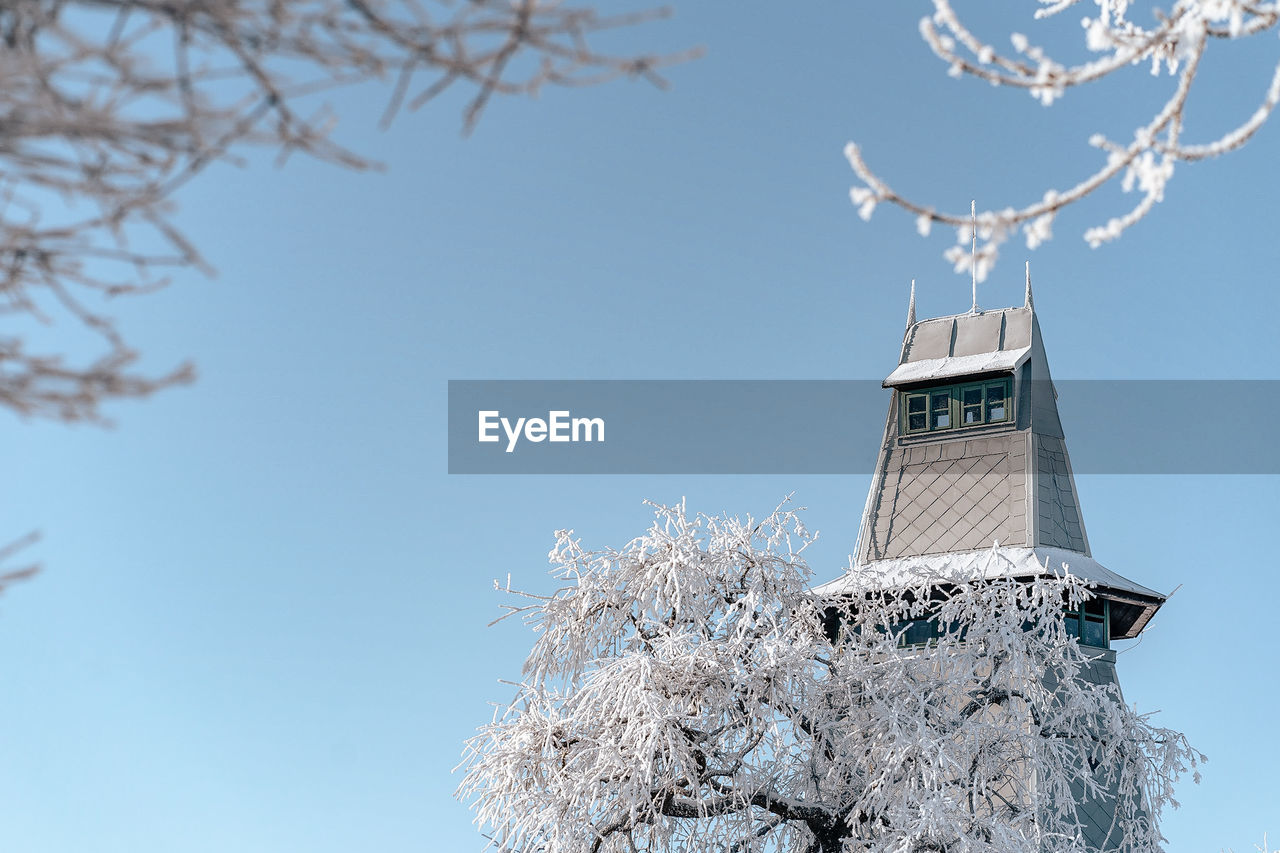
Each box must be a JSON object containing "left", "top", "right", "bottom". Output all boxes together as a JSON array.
[
  {"left": 901, "top": 377, "right": 1012, "bottom": 435},
  {"left": 1063, "top": 597, "right": 1109, "bottom": 648}
]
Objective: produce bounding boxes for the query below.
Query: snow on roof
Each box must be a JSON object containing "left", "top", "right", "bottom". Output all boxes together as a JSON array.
[
  {"left": 813, "top": 545, "right": 1163, "bottom": 602},
  {"left": 882, "top": 346, "right": 1030, "bottom": 387},
  {"left": 885, "top": 306, "right": 1035, "bottom": 387}
]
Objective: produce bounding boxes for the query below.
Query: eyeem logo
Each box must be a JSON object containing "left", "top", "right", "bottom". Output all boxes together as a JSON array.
[{"left": 477, "top": 410, "right": 605, "bottom": 453}]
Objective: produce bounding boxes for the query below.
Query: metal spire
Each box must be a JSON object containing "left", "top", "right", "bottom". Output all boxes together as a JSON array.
[
  {"left": 1024, "top": 261, "right": 1035, "bottom": 309},
  {"left": 970, "top": 200, "right": 979, "bottom": 313},
  {"left": 906, "top": 279, "right": 916, "bottom": 327}
]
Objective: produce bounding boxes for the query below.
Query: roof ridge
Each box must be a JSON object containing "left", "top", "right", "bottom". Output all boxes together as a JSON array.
[{"left": 910, "top": 304, "right": 1030, "bottom": 326}]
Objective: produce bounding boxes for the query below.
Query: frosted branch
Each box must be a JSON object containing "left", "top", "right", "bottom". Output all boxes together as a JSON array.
[
  {"left": 848, "top": 0, "right": 1280, "bottom": 281},
  {"left": 0, "top": 1, "right": 697, "bottom": 422}
]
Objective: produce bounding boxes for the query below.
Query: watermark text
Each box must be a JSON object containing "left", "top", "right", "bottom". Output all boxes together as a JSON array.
[{"left": 478, "top": 410, "right": 605, "bottom": 453}]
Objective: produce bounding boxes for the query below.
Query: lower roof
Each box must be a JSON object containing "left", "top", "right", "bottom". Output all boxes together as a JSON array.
[{"left": 813, "top": 545, "right": 1165, "bottom": 640}]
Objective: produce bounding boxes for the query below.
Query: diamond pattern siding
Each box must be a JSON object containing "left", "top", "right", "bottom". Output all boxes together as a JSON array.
[
  {"left": 863, "top": 434, "right": 1029, "bottom": 561},
  {"left": 1036, "top": 436, "right": 1087, "bottom": 552}
]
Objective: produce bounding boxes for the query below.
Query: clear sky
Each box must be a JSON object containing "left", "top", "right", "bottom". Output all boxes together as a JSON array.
[{"left": 1, "top": 3, "right": 1277, "bottom": 851}]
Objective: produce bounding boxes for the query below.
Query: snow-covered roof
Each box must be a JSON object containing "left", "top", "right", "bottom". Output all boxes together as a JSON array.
[
  {"left": 814, "top": 546, "right": 1161, "bottom": 600},
  {"left": 883, "top": 346, "right": 1029, "bottom": 387},
  {"left": 886, "top": 306, "right": 1034, "bottom": 386},
  {"left": 814, "top": 547, "right": 1165, "bottom": 640}
]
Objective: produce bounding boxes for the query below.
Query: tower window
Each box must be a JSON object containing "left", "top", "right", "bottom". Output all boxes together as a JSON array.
[
  {"left": 898, "top": 618, "right": 938, "bottom": 647},
  {"left": 902, "top": 377, "right": 1013, "bottom": 435},
  {"left": 1063, "top": 597, "right": 1110, "bottom": 648},
  {"left": 931, "top": 391, "right": 951, "bottom": 429}
]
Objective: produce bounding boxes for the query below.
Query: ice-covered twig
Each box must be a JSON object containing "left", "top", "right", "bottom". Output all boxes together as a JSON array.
[{"left": 848, "top": 0, "right": 1280, "bottom": 281}]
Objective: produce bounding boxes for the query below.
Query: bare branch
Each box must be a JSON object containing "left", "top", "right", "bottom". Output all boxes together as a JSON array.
[
  {"left": 0, "top": 532, "right": 41, "bottom": 595},
  {"left": 0, "top": 0, "right": 698, "bottom": 422}
]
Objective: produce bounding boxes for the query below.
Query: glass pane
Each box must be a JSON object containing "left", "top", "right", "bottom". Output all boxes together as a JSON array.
[
  {"left": 963, "top": 387, "right": 983, "bottom": 406},
  {"left": 986, "top": 383, "right": 1007, "bottom": 421},
  {"left": 963, "top": 404, "right": 982, "bottom": 424},
  {"left": 1064, "top": 613, "right": 1080, "bottom": 639},
  {"left": 907, "top": 395, "right": 926, "bottom": 413},
  {"left": 1084, "top": 598, "right": 1106, "bottom": 617},
  {"left": 900, "top": 619, "right": 934, "bottom": 647},
  {"left": 931, "top": 393, "right": 950, "bottom": 429},
  {"left": 908, "top": 412, "right": 927, "bottom": 431},
  {"left": 1083, "top": 617, "right": 1107, "bottom": 648}
]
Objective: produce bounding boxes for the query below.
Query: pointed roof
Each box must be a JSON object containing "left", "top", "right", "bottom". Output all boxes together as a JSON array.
[{"left": 836, "top": 291, "right": 1164, "bottom": 639}]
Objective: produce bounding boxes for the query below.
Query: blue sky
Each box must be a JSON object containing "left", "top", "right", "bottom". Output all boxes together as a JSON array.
[{"left": 1, "top": 3, "right": 1277, "bottom": 851}]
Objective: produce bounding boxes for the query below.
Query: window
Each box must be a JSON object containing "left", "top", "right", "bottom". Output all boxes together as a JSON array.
[
  {"left": 836, "top": 615, "right": 958, "bottom": 647},
  {"left": 902, "top": 377, "right": 1012, "bottom": 435},
  {"left": 898, "top": 618, "right": 937, "bottom": 647},
  {"left": 1063, "top": 597, "right": 1109, "bottom": 648}
]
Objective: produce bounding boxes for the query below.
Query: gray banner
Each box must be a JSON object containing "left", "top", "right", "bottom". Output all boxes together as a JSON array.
[{"left": 447, "top": 380, "right": 1275, "bottom": 474}]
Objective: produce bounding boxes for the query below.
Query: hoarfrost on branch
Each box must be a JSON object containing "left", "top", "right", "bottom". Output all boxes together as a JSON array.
[
  {"left": 457, "top": 499, "right": 1202, "bottom": 853},
  {"left": 845, "top": 0, "right": 1280, "bottom": 281},
  {"left": 0, "top": 1, "right": 693, "bottom": 423}
]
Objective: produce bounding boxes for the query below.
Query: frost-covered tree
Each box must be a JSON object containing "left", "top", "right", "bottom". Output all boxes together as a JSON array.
[
  {"left": 846, "top": 0, "right": 1280, "bottom": 281},
  {"left": 458, "top": 500, "right": 1202, "bottom": 853}
]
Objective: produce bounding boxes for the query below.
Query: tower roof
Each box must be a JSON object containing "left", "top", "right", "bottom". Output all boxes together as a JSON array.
[
  {"left": 885, "top": 307, "right": 1032, "bottom": 387},
  {"left": 828, "top": 289, "right": 1164, "bottom": 639}
]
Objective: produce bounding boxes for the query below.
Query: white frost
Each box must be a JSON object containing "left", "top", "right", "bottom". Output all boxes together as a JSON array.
[
  {"left": 845, "top": 0, "right": 1280, "bottom": 278},
  {"left": 459, "top": 501, "right": 1202, "bottom": 853}
]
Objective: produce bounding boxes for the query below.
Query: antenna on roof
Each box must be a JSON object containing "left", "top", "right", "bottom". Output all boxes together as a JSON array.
[
  {"left": 1024, "top": 261, "right": 1034, "bottom": 309},
  {"left": 906, "top": 279, "right": 916, "bottom": 326},
  {"left": 970, "top": 200, "right": 979, "bottom": 314}
]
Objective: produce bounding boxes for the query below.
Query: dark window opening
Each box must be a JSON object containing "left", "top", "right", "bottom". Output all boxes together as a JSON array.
[{"left": 838, "top": 615, "right": 969, "bottom": 648}]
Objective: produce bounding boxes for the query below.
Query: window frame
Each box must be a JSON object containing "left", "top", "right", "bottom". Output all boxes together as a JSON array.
[
  {"left": 1063, "top": 597, "right": 1110, "bottom": 649},
  {"left": 901, "top": 376, "right": 1013, "bottom": 436}
]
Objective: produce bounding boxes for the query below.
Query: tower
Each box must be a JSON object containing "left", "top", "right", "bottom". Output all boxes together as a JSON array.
[{"left": 816, "top": 277, "right": 1167, "bottom": 850}]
